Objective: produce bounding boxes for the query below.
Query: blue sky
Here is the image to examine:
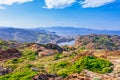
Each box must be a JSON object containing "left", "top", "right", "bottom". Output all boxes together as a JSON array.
[{"left": 0, "top": 0, "right": 120, "bottom": 30}]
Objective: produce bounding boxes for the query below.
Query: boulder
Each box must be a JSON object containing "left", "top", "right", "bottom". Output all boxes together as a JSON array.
[
  {"left": 65, "top": 73, "right": 90, "bottom": 80},
  {"left": 0, "top": 66, "right": 12, "bottom": 76},
  {"left": 38, "top": 49, "right": 58, "bottom": 56},
  {"left": 45, "top": 43, "right": 63, "bottom": 53},
  {"left": 32, "top": 73, "right": 57, "bottom": 80},
  {"left": 31, "top": 43, "right": 63, "bottom": 56}
]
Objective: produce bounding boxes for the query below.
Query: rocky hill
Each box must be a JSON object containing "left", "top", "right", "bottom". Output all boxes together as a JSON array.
[{"left": 74, "top": 34, "right": 120, "bottom": 50}]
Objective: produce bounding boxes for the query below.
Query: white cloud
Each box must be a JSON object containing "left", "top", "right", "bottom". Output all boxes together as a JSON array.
[
  {"left": 44, "top": 0, "right": 76, "bottom": 9},
  {"left": 0, "top": 0, "right": 116, "bottom": 10},
  {"left": 80, "top": 0, "right": 115, "bottom": 8},
  {"left": 0, "top": 0, "right": 33, "bottom": 5},
  {"left": 0, "top": 0, "right": 33, "bottom": 9}
]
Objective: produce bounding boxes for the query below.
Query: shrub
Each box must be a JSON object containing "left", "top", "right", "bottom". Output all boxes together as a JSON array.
[
  {"left": 73, "top": 56, "right": 113, "bottom": 73},
  {"left": 56, "top": 61, "right": 69, "bottom": 68},
  {"left": 54, "top": 54, "right": 61, "bottom": 60},
  {"left": 2, "top": 46, "right": 8, "bottom": 50},
  {"left": 0, "top": 40, "right": 4, "bottom": 45},
  {"left": 102, "top": 67, "right": 113, "bottom": 73}
]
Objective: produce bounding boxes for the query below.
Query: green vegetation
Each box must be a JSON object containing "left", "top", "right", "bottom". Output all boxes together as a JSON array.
[
  {"left": 0, "top": 40, "right": 4, "bottom": 45},
  {"left": 72, "top": 56, "right": 113, "bottom": 73},
  {"left": 94, "top": 77, "right": 101, "bottom": 80},
  {"left": 54, "top": 53, "right": 61, "bottom": 60},
  {"left": 22, "top": 48, "right": 37, "bottom": 60},
  {"left": 0, "top": 40, "right": 9, "bottom": 50},
  {"left": 49, "top": 56, "right": 113, "bottom": 77},
  {"left": 0, "top": 48, "right": 38, "bottom": 80},
  {"left": 2, "top": 46, "right": 9, "bottom": 50},
  {"left": 0, "top": 65, "right": 38, "bottom": 80}
]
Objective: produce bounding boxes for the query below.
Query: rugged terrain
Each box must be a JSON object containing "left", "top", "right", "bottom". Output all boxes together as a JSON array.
[
  {"left": 0, "top": 34, "right": 120, "bottom": 80},
  {"left": 75, "top": 34, "right": 120, "bottom": 50}
]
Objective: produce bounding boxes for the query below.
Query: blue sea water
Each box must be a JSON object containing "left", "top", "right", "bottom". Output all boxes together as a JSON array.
[{"left": 58, "top": 40, "right": 75, "bottom": 46}]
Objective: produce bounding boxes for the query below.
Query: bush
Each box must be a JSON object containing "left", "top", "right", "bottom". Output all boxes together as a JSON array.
[
  {"left": 73, "top": 56, "right": 113, "bottom": 73},
  {"left": 2, "top": 46, "right": 8, "bottom": 50},
  {"left": 54, "top": 54, "right": 61, "bottom": 60},
  {"left": 0, "top": 66, "right": 38, "bottom": 80}
]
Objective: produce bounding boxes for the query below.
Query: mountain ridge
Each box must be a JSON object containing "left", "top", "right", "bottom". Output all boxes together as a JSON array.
[
  {"left": 0, "top": 27, "right": 73, "bottom": 44},
  {"left": 38, "top": 26, "right": 120, "bottom": 36}
]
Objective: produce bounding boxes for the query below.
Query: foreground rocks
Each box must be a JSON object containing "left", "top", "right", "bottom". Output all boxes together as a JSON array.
[
  {"left": 33, "top": 73, "right": 91, "bottom": 80},
  {"left": 65, "top": 73, "right": 90, "bottom": 80},
  {"left": 0, "top": 66, "right": 12, "bottom": 76},
  {"left": 32, "top": 73, "right": 63, "bottom": 80}
]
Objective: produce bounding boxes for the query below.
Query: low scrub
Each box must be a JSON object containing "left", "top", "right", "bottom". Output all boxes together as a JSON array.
[{"left": 54, "top": 56, "right": 113, "bottom": 77}]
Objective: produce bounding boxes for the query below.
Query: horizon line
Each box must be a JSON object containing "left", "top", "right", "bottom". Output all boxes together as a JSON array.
[{"left": 0, "top": 26, "right": 120, "bottom": 31}]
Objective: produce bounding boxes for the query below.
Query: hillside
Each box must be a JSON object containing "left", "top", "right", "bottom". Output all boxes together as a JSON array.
[
  {"left": 74, "top": 34, "right": 120, "bottom": 50},
  {"left": 39, "top": 27, "right": 120, "bottom": 37},
  {"left": 0, "top": 34, "right": 120, "bottom": 80},
  {"left": 0, "top": 27, "right": 73, "bottom": 44}
]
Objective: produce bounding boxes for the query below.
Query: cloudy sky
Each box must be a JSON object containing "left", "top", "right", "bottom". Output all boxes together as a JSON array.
[{"left": 0, "top": 0, "right": 120, "bottom": 30}]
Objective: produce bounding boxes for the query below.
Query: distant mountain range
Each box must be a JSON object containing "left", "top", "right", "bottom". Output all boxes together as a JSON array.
[
  {"left": 0, "top": 26, "right": 120, "bottom": 43},
  {"left": 39, "top": 27, "right": 120, "bottom": 37},
  {"left": 0, "top": 27, "right": 73, "bottom": 43}
]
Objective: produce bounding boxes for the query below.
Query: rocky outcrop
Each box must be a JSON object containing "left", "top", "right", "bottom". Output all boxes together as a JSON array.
[
  {"left": 32, "top": 74, "right": 49, "bottom": 80},
  {"left": 33, "top": 73, "right": 90, "bottom": 80},
  {"left": 107, "top": 56, "right": 120, "bottom": 80},
  {"left": 65, "top": 73, "right": 90, "bottom": 80},
  {"left": 0, "top": 40, "right": 21, "bottom": 49},
  {"left": 45, "top": 43, "right": 63, "bottom": 53},
  {"left": 32, "top": 73, "right": 61, "bottom": 80},
  {"left": 0, "top": 49, "right": 22, "bottom": 61},
  {"left": 37, "top": 50, "right": 58, "bottom": 56},
  {"left": 74, "top": 34, "right": 120, "bottom": 50},
  {"left": 0, "top": 67, "right": 12, "bottom": 76},
  {"left": 30, "top": 43, "right": 63, "bottom": 56}
]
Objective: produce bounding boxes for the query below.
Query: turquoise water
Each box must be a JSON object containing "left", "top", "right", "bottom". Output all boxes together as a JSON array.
[{"left": 58, "top": 40, "right": 75, "bottom": 46}]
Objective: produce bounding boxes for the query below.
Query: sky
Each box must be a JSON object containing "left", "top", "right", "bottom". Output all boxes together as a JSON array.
[{"left": 0, "top": 0, "right": 120, "bottom": 30}]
